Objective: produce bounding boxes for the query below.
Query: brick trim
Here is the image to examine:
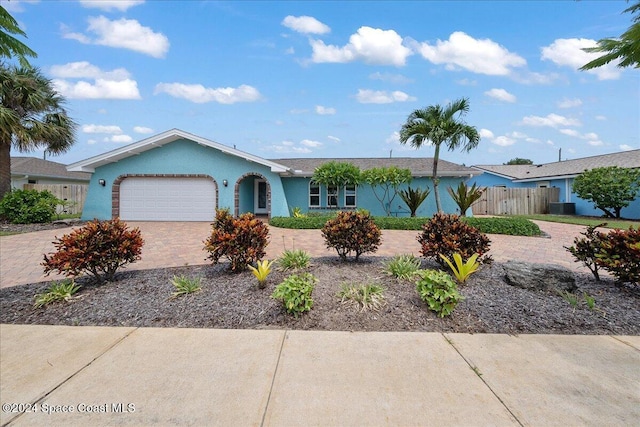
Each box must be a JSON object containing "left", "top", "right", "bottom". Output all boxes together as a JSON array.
[
  {"left": 111, "top": 174, "right": 219, "bottom": 219},
  {"left": 234, "top": 173, "right": 271, "bottom": 219}
]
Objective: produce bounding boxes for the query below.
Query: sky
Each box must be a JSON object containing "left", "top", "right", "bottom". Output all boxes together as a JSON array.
[{"left": 5, "top": 0, "right": 640, "bottom": 167}]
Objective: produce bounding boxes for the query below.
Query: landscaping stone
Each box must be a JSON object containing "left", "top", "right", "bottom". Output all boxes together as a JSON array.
[{"left": 503, "top": 261, "right": 576, "bottom": 293}]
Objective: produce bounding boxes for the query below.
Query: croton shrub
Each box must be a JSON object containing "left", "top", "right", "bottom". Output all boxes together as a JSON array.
[{"left": 321, "top": 210, "right": 381, "bottom": 261}]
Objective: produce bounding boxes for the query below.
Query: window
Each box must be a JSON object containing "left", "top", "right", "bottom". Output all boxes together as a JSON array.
[
  {"left": 344, "top": 184, "right": 356, "bottom": 207},
  {"left": 327, "top": 185, "right": 338, "bottom": 207},
  {"left": 309, "top": 182, "right": 320, "bottom": 207}
]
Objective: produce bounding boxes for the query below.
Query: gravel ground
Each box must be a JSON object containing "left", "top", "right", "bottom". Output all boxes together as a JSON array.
[{"left": 1, "top": 257, "right": 638, "bottom": 335}]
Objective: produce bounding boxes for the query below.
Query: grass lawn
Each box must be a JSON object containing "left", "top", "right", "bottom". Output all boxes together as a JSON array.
[{"left": 509, "top": 214, "right": 638, "bottom": 230}]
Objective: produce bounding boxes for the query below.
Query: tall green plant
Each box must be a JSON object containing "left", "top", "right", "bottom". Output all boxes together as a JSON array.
[
  {"left": 572, "top": 166, "right": 640, "bottom": 219},
  {"left": 447, "top": 182, "right": 484, "bottom": 217},
  {"left": 399, "top": 186, "right": 430, "bottom": 217},
  {"left": 0, "top": 6, "right": 38, "bottom": 67},
  {"left": 311, "top": 161, "right": 361, "bottom": 207},
  {"left": 361, "top": 166, "right": 412, "bottom": 216}
]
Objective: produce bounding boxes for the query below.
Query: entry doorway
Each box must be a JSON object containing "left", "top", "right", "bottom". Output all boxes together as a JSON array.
[{"left": 254, "top": 179, "right": 268, "bottom": 215}]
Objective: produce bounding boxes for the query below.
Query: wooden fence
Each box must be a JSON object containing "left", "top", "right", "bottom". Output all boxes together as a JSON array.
[
  {"left": 471, "top": 187, "right": 560, "bottom": 216},
  {"left": 23, "top": 184, "right": 88, "bottom": 215}
]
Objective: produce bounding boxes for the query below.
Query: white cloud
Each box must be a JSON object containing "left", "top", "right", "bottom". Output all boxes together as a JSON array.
[
  {"left": 328, "top": 136, "right": 341, "bottom": 143},
  {"left": 266, "top": 143, "right": 312, "bottom": 154},
  {"left": 311, "top": 26, "right": 412, "bottom": 66},
  {"left": 557, "top": 98, "right": 582, "bottom": 109},
  {"left": 104, "top": 135, "right": 133, "bottom": 143},
  {"left": 369, "top": 72, "right": 413, "bottom": 84},
  {"left": 541, "top": 38, "right": 621, "bottom": 80},
  {"left": 154, "top": 83, "right": 262, "bottom": 104},
  {"left": 2, "top": 0, "right": 38, "bottom": 13},
  {"left": 82, "top": 124, "right": 122, "bottom": 134},
  {"left": 282, "top": 15, "right": 330, "bottom": 34},
  {"left": 301, "top": 139, "right": 323, "bottom": 148},
  {"left": 315, "top": 105, "right": 336, "bottom": 115},
  {"left": 559, "top": 128, "right": 580, "bottom": 137},
  {"left": 49, "top": 61, "right": 131, "bottom": 80},
  {"left": 479, "top": 129, "right": 495, "bottom": 139},
  {"left": 355, "top": 89, "right": 415, "bottom": 104},
  {"left": 456, "top": 78, "right": 477, "bottom": 86},
  {"left": 520, "top": 113, "right": 581, "bottom": 128},
  {"left": 493, "top": 136, "right": 516, "bottom": 147},
  {"left": 416, "top": 31, "right": 526, "bottom": 75},
  {"left": 79, "top": 0, "right": 144, "bottom": 11},
  {"left": 386, "top": 131, "right": 400, "bottom": 144},
  {"left": 620, "top": 144, "right": 635, "bottom": 151},
  {"left": 560, "top": 129, "right": 601, "bottom": 142},
  {"left": 133, "top": 126, "right": 154, "bottom": 134},
  {"left": 587, "top": 139, "right": 604, "bottom": 146},
  {"left": 484, "top": 88, "right": 516, "bottom": 103},
  {"left": 63, "top": 16, "right": 169, "bottom": 58},
  {"left": 53, "top": 78, "right": 141, "bottom": 100}
]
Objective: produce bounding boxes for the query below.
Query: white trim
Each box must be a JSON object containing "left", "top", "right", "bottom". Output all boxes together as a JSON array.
[
  {"left": 514, "top": 173, "right": 580, "bottom": 183},
  {"left": 344, "top": 184, "right": 357, "bottom": 207},
  {"left": 308, "top": 181, "right": 320, "bottom": 207},
  {"left": 67, "top": 129, "right": 290, "bottom": 174},
  {"left": 566, "top": 178, "right": 572, "bottom": 202}
]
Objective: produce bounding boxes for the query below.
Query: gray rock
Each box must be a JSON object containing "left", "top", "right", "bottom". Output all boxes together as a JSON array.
[{"left": 503, "top": 261, "right": 576, "bottom": 293}]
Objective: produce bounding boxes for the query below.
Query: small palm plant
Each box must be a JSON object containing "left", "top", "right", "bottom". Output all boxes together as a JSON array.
[
  {"left": 439, "top": 253, "right": 480, "bottom": 284},
  {"left": 399, "top": 186, "right": 430, "bottom": 217},
  {"left": 171, "top": 275, "right": 202, "bottom": 298},
  {"left": 277, "top": 249, "right": 311, "bottom": 271},
  {"left": 248, "top": 259, "right": 274, "bottom": 289},
  {"left": 34, "top": 279, "right": 81, "bottom": 308},
  {"left": 447, "top": 182, "right": 484, "bottom": 216}
]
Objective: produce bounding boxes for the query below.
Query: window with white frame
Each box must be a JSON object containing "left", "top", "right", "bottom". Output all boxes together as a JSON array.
[
  {"left": 344, "top": 184, "right": 356, "bottom": 207},
  {"left": 309, "top": 182, "right": 320, "bottom": 207},
  {"left": 327, "top": 185, "right": 338, "bottom": 207}
]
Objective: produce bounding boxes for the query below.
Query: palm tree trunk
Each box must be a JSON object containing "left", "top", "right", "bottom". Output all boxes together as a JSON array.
[
  {"left": 432, "top": 143, "right": 442, "bottom": 212},
  {"left": 0, "top": 140, "right": 12, "bottom": 199}
]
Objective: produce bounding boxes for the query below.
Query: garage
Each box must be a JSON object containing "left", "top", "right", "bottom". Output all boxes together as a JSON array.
[{"left": 119, "top": 177, "right": 216, "bottom": 221}]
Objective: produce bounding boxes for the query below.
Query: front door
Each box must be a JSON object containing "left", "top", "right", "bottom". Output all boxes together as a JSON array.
[{"left": 254, "top": 179, "right": 268, "bottom": 214}]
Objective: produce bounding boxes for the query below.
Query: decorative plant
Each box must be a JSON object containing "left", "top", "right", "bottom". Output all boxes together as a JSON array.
[
  {"left": 0, "top": 189, "right": 60, "bottom": 224},
  {"left": 291, "top": 207, "right": 307, "bottom": 218},
  {"left": 272, "top": 272, "right": 317, "bottom": 317},
  {"left": 595, "top": 226, "right": 640, "bottom": 285},
  {"left": 321, "top": 210, "right": 381, "bottom": 261},
  {"left": 418, "top": 213, "right": 491, "bottom": 267},
  {"left": 34, "top": 279, "right": 81, "bottom": 308},
  {"left": 447, "top": 182, "right": 484, "bottom": 217},
  {"left": 415, "top": 269, "right": 463, "bottom": 317},
  {"left": 277, "top": 249, "right": 310, "bottom": 271},
  {"left": 338, "top": 283, "right": 386, "bottom": 312},
  {"left": 42, "top": 218, "right": 144, "bottom": 284},
  {"left": 248, "top": 259, "right": 273, "bottom": 289},
  {"left": 361, "top": 166, "right": 412, "bottom": 216},
  {"left": 204, "top": 209, "right": 269, "bottom": 272},
  {"left": 170, "top": 275, "right": 202, "bottom": 298},
  {"left": 565, "top": 223, "right": 607, "bottom": 281},
  {"left": 383, "top": 254, "right": 422, "bottom": 280},
  {"left": 439, "top": 253, "right": 480, "bottom": 284},
  {"left": 311, "top": 161, "right": 361, "bottom": 208},
  {"left": 399, "top": 186, "right": 430, "bottom": 217}
]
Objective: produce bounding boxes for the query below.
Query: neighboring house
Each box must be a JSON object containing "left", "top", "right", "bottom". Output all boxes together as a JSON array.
[
  {"left": 67, "top": 129, "right": 480, "bottom": 221},
  {"left": 471, "top": 150, "right": 640, "bottom": 219},
  {"left": 10, "top": 157, "right": 91, "bottom": 189}
]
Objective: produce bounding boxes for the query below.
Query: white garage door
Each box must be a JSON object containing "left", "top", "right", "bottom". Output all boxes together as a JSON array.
[{"left": 120, "top": 177, "right": 216, "bottom": 221}]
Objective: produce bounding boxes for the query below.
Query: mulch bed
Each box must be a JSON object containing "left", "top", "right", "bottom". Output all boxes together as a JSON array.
[{"left": 1, "top": 257, "right": 638, "bottom": 335}]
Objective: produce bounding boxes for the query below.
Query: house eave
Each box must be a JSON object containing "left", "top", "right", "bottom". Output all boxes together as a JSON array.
[{"left": 514, "top": 174, "right": 579, "bottom": 183}]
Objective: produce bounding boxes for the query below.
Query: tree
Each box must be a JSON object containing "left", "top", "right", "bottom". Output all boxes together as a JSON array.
[
  {"left": 361, "top": 166, "right": 412, "bottom": 216},
  {"left": 399, "top": 186, "right": 430, "bottom": 217},
  {"left": 1, "top": 65, "right": 77, "bottom": 198},
  {"left": 1, "top": 6, "right": 37, "bottom": 67},
  {"left": 572, "top": 166, "right": 640, "bottom": 218},
  {"left": 580, "top": 1, "right": 640, "bottom": 71},
  {"left": 311, "top": 161, "right": 361, "bottom": 208},
  {"left": 505, "top": 158, "right": 533, "bottom": 165},
  {"left": 399, "top": 98, "right": 480, "bottom": 212}
]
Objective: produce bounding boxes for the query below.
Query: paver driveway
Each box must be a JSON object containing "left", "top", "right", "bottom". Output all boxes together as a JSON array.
[{"left": 0, "top": 220, "right": 590, "bottom": 288}]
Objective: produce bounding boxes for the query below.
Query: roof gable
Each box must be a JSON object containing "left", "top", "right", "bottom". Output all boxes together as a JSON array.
[
  {"left": 11, "top": 157, "right": 91, "bottom": 181},
  {"left": 67, "top": 129, "right": 291, "bottom": 173}
]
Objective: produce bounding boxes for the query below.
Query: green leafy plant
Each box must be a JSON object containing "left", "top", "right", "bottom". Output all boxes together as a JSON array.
[
  {"left": 171, "top": 275, "right": 202, "bottom": 298},
  {"left": 559, "top": 290, "right": 579, "bottom": 308},
  {"left": 583, "top": 292, "right": 596, "bottom": 310},
  {"left": 338, "top": 283, "right": 386, "bottom": 312},
  {"left": 271, "top": 273, "right": 317, "bottom": 317},
  {"left": 383, "top": 254, "right": 422, "bottom": 280},
  {"left": 418, "top": 213, "right": 491, "bottom": 267},
  {"left": 439, "top": 253, "right": 480, "bottom": 284},
  {"left": 42, "top": 218, "right": 144, "bottom": 284},
  {"left": 447, "top": 182, "right": 484, "bottom": 217},
  {"left": 572, "top": 166, "right": 640, "bottom": 218},
  {"left": 398, "top": 186, "right": 430, "bottom": 217},
  {"left": 277, "top": 249, "right": 310, "bottom": 271},
  {"left": 565, "top": 223, "right": 607, "bottom": 281},
  {"left": 415, "top": 269, "right": 463, "bottom": 317},
  {"left": 34, "top": 279, "right": 81, "bottom": 308},
  {"left": 0, "top": 189, "right": 60, "bottom": 224},
  {"left": 204, "top": 209, "right": 269, "bottom": 272},
  {"left": 361, "top": 166, "right": 412, "bottom": 216},
  {"left": 321, "top": 210, "right": 381, "bottom": 261},
  {"left": 248, "top": 259, "right": 273, "bottom": 289},
  {"left": 291, "top": 206, "right": 307, "bottom": 218},
  {"left": 595, "top": 226, "right": 640, "bottom": 285}
]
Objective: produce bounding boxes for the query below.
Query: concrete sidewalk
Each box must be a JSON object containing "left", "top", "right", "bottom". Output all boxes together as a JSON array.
[{"left": 1, "top": 324, "right": 638, "bottom": 426}]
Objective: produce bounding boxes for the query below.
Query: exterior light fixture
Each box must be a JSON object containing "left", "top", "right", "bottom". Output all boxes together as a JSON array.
[
  {"left": 223, "top": 179, "right": 228, "bottom": 187},
  {"left": 98, "top": 179, "right": 106, "bottom": 186}
]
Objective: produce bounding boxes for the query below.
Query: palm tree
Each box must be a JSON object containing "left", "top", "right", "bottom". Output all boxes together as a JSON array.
[
  {"left": 1, "top": 6, "right": 37, "bottom": 67},
  {"left": 0, "top": 65, "right": 77, "bottom": 198},
  {"left": 399, "top": 98, "right": 479, "bottom": 213}
]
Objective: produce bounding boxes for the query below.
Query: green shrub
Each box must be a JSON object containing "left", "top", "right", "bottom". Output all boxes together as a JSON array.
[
  {"left": 462, "top": 217, "right": 541, "bottom": 236},
  {"left": 204, "top": 209, "right": 269, "bottom": 272},
  {"left": 415, "top": 269, "right": 463, "bottom": 317},
  {"left": 418, "top": 213, "right": 491, "bottom": 267},
  {"left": 383, "top": 254, "right": 422, "bottom": 280},
  {"left": 321, "top": 210, "right": 382, "bottom": 261},
  {"left": 270, "top": 215, "right": 332, "bottom": 229},
  {"left": 34, "top": 279, "right": 81, "bottom": 308},
  {"left": 42, "top": 218, "right": 144, "bottom": 284},
  {"left": 373, "top": 216, "right": 429, "bottom": 230},
  {"left": 277, "top": 249, "right": 311, "bottom": 271},
  {"left": 596, "top": 226, "right": 640, "bottom": 285},
  {"left": 272, "top": 272, "right": 317, "bottom": 316},
  {"left": 0, "top": 189, "right": 60, "bottom": 224},
  {"left": 171, "top": 275, "right": 202, "bottom": 298},
  {"left": 338, "top": 283, "right": 386, "bottom": 312}
]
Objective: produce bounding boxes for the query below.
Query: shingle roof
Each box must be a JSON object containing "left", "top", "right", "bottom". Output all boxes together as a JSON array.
[
  {"left": 11, "top": 157, "right": 91, "bottom": 181},
  {"left": 473, "top": 149, "right": 640, "bottom": 181},
  {"left": 270, "top": 157, "right": 479, "bottom": 177}
]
